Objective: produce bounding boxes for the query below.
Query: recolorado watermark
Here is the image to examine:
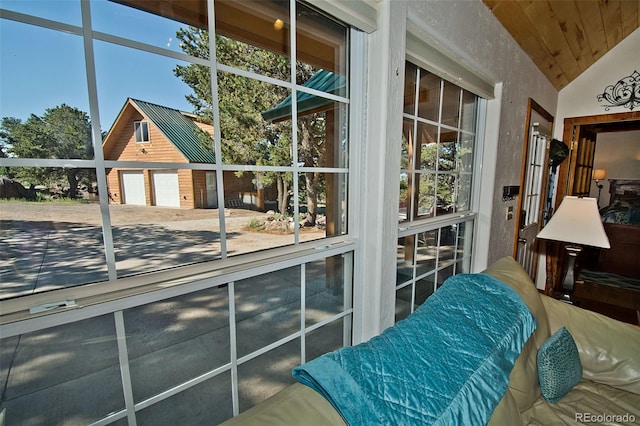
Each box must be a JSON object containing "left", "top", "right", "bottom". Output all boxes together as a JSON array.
[{"left": 575, "top": 412, "right": 636, "bottom": 424}]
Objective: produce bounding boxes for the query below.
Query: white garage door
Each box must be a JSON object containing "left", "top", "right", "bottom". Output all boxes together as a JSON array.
[
  {"left": 152, "top": 171, "right": 180, "bottom": 207},
  {"left": 121, "top": 171, "right": 146, "bottom": 205}
]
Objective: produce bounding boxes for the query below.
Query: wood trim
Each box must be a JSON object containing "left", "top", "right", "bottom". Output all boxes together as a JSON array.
[
  {"left": 512, "top": 98, "right": 554, "bottom": 259},
  {"left": 556, "top": 111, "right": 640, "bottom": 208}
]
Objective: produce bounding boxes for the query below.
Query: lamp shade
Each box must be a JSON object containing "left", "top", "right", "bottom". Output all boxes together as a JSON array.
[
  {"left": 537, "top": 196, "right": 610, "bottom": 248},
  {"left": 592, "top": 169, "right": 606, "bottom": 180}
]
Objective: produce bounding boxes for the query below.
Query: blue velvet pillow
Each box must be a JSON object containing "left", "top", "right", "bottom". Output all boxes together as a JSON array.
[{"left": 537, "top": 326, "right": 582, "bottom": 403}]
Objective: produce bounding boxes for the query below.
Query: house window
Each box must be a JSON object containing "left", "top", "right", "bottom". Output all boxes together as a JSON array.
[
  {"left": 0, "top": 0, "right": 362, "bottom": 423},
  {"left": 134, "top": 121, "right": 149, "bottom": 142},
  {"left": 396, "top": 61, "right": 480, "bottom": 322}
]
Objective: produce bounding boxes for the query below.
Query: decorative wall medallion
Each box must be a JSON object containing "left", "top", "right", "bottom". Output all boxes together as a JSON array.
[{"left": 597, "top": 70, "right": 640, "bottom": 111}]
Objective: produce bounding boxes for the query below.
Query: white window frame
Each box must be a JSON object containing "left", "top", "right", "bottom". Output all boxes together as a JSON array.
[
  {"left": 394, "top": 23, "right": 496, "bottom": 318},
  {"left": 0, "top": 1, "right": 370, "bottom": 422},
  {"left": 134, "top": 120, "right": 149, "bottom": 143}
]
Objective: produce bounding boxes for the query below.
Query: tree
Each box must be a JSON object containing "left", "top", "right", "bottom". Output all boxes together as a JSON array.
[
  {"left": 174, "top": 28, "right": 323, "bottom": 221},
  {"left": 1, "top": 104, "right": 94, "bottom": 198}
]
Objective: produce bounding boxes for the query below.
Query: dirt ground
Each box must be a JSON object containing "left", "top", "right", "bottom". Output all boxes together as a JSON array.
[{"left": 0, "top": 201, "right": 250, "bottom": 226}]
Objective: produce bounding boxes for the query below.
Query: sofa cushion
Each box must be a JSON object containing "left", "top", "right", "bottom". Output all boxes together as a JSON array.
[
  {"left": 521, "top": 380, "right": 640, "bottom": 425},
  {"left": 537, "top": 327, "right": 582, "bottom": 403},
  {"left": 541, "top": 295, "right": 640, "bottom": 396},
  {"left": 483, "top": 256, "right": 551, "bottom": 411}
]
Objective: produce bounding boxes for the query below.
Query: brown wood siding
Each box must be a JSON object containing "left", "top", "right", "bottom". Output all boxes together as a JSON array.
[
  {"left": 177, "top": 169, "right": 195, "bottom": 208},
  {"left": 192, "top": 170, "right": 208, "bottom": 208}
]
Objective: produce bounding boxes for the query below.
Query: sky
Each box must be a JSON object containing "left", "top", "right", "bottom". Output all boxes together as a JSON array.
[{"left": 0, "top": 0, "right": 195, "bottom": 130}]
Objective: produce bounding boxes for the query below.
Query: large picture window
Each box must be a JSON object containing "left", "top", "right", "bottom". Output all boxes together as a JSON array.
[
  {"left": 396, "top": 61, "right": 480, "bottom": 322},
  {"left": 0, "top": 0, "right": 358, "bottom": 423}
]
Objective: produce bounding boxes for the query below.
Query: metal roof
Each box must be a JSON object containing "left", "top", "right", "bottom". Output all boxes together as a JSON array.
[
  {"left": 261, "top": 70, "right": 347, "bottom": 122},
  {"left": 130, "top": 98, "right": 216, "bottom": 163}
]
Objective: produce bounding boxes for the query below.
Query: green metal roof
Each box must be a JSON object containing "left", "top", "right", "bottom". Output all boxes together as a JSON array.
[
  {"left": 130, "top": 98, "right": 216, "bottom": 163},
  {"left": 261, "top": 70, "right": 347, "bottom": 122}
]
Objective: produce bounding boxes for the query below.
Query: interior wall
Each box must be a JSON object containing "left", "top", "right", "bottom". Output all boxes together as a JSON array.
[
  {"left": 554, "top": 28, "right": 640, "bottom": 140},
  {"left": 591, "top": 131, "right": 640, "bottom": 207},
  {"left": 405, "top": 0, "right": 558, "bottom": 265}
]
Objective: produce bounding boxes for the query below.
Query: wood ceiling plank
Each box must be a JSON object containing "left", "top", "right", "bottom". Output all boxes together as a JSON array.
[
  {"left": 620, "top": 0, "right": 639, "bottom": 38},
  {"left": 488, "top": 1, "right": 568, "bottom": 89},
  {"left": 548, "top": 0, "right": 595, "bottom": 73},
  {"left": 575, "top": 0, "right": 609, "bottom": 62},
  {"left": 599, "top": 0, "right": 624, "bottom": 49},
  {"left": 519, "top": 0, "right": 582, "bottom": 82}
]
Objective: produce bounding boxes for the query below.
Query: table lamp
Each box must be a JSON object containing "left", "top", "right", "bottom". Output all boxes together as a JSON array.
[
  {"left": 537, "top": 196, "right": 610, "bottom": 302},
  {"left": 592, "top": 169, "right": 606, "bottom": 207}
]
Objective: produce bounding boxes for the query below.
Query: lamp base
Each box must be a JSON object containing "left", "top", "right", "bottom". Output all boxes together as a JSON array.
[{"left": 558, "top": 245, "right": 582, "bottom": 303}]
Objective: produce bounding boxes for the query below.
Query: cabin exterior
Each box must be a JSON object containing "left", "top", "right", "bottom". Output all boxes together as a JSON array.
[{"left": 102, "top": 98, "right": 268, "bottom": 209}]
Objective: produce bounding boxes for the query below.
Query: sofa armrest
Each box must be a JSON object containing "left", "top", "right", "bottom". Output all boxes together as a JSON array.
[{"left": 541, "top": 295, "right": 640, "bottom": 395}]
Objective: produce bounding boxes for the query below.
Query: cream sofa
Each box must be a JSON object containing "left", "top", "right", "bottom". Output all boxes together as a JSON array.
[{"left": 222, "top": 257, "right": 640, "bottom": 425}]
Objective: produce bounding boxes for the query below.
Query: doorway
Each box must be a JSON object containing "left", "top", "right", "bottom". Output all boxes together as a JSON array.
[
  {"left": 546, "top": 111, "right": 640, "bottom": 295},
  {"left": 513, "top": 99, "right": 554, "bottom": 280},
  {"left": 556, "top": 111, "right": 640, "bottom": 205}
]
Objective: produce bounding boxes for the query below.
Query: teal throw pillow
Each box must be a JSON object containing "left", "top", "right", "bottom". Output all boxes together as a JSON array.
[{"left": 537, "top": 326, "right": 582, "bottom": 403}]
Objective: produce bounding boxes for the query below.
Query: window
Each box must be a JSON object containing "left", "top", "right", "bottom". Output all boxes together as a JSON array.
[
  {"left": 134, "top": 121, "right": 149, "bottom": 143},
  {"left": 396, "top": 61, "right": 480, "bottom": 322},
  {"left": 0, "top": 0, "right": 361, "bottom": 423}
]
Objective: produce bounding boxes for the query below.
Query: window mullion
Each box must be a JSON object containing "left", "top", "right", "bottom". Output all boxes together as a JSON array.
[{"left": 80, "top": 0, "right": 117, "bottom": 281}]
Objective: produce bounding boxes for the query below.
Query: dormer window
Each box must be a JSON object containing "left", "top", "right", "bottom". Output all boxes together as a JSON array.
[{"left": 134, "top": 121, "right": 149, "bottom": 142}]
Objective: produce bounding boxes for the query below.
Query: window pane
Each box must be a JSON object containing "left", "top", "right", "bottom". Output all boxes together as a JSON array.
[
  {"left": 305, "top": 318, "right": 344, "bottom": 361},
  {"left": 297, "top": 101, "right": 348, "bottom": 169},
  {"left": 415, "top": 230, "right": 438, "bottom": 277},
  {"left": 135, "top": 373, "right": 233, "bottom": 426},
  {"left": 438, "top": 129, "right": 457, "bottom": 172},
  {"left": 460, "top": 90, "right": 478, "bottom": 132},
  {"left": 460, "top": 133, "right": 475, "bottom": 172},
  {"left": 238, "top": 340, "right": 299, "bottom": 413},
  {"left": 298, "top": 172, "right": 348, "bottom": 240},
  {"left": 399, "top": 172, "right": 410, "bottom": 222},
  {"left": 437, "top": 264, "right": 455, "bottom": 290},
  {"left": 403, "top": 62, "right": 418, "bottom": 115},
  {"left": 417, "top": 72, "right": 440, "bottom": 121},
  {"left": 441, "top": 80, "right": 461, "bottom": 128},
  {"left": 0, "top": 315, "right": 123, "bottom": 425},
  {"left": 109, "top": 196, "right": 220, "bottom": 277},
  {"left": 95, "top": 41, "right": 199, "bottom": 140},
  {"left": 415, "top": 273, "right": 436, "bottom": 306},
  {"left": 437, "top": 172, "right": 456, "bottom": 216},
  {"left": 296, "top": 2, "right": 348, "bottom": 89},
  {"left": 396, "top": 237, "right": 414, "bottom": 285},
  {"left": 417, "top": 172, "right": 436, "bottom": 219},
  {"left": 456, "top": 221, "right": 474, "bottom": 262},
  {"left": 0, "top": 22, "right": 90, "bottom": 160},
  {"left": 417, "top": 122, "right": 438, "bottom": 170},
  {"left": 306, "top": 256, "right": 346, "bottom": 326},
  {"left": 123, "top": 286, "right": 230, "bottom": 402},
  {"left": 215, "top": 0, "right": 290, "bottom": 81},
  {"left": 458, "top": 172, "right": 473, "bottom": 212},
  {"left": 395, "top": 282, "right": 413, "bottom": 322},
  {"left": 401, "top": 119, "right": 413, "bottom": 170},
  {"left": 224, "top": 172, "right": 296, "bottom": 256},
  {"left": 1, "top": 0, "right": 81, "bottom": 25},
  {"left": 218, "top": 70, "right": 291, "bottom": 166},
  {"left": 91, "top": 0, "right": 203, "bottom": 57},
  {"left": 438, "top": 225, "right": 458, "bottom": 267},
  {"left": 0, "top": 174, "right": 108, "bottom": 300},
  {"left": 235, "top": 267, "right": 301, "bottom": 358}
]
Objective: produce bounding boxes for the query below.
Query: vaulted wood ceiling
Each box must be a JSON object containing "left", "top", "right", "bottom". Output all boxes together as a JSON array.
[{"left": 482, "top": 0, "right": 639, "bottom": 90}]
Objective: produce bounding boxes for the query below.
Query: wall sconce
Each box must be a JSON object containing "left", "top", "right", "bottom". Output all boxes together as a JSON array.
[
  {"left": 139, "top": 148, "right": 147, "bottom": 154},
  {"left": 592, "top": 169, "right": 606, "bottom": 207}
]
